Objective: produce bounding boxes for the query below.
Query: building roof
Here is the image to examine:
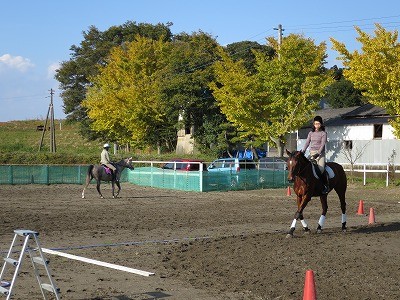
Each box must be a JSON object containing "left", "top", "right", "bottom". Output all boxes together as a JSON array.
[{"left": 303, "top": 104, "right": 394, "bottom": 128}]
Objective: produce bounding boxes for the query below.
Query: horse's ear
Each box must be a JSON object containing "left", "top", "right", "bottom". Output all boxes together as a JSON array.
[{"left": 285, "top": 149, "right": 291, "bottom": 156}]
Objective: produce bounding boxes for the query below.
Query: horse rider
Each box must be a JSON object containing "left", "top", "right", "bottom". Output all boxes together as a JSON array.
[
  {"left": 302, "top": 116, "right": 329, "bottom": 194},
  {"left": 100, "top": 143, "right": 117, "bottom": 180}
]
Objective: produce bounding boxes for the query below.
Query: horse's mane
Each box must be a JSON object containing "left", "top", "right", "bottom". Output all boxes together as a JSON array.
[
  {"left": 294, "top": 151, "right": 309, "bottom": 163},
  {"left": 115, "top": 157, "right": 130, "bottom": 163}
]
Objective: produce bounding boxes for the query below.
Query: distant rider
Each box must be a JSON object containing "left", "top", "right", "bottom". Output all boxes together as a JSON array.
[{"left": 100, "top": 143, "right": 117, "bottom": 180}]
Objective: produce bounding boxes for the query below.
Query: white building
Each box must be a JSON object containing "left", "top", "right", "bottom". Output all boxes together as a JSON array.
[{"left": 297, "top": 104, "right": 400, "bottom": 164}]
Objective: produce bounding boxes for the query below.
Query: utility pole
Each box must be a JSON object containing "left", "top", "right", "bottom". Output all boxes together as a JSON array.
[
  {"left": 39, "top": 89, "right": 56, "bottom": 152},
  {"left": 273, "top": 24, "right": 284, "bottom": 47},
  {"left": 49, "top": 88, "right": 56, "bottom": 153},
  {"left": 273, "top": 24, "right": 285, "bottom": 58}
]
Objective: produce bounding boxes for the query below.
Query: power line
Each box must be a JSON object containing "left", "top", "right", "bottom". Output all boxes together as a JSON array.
[
  {"left": 0, "top": 93, "right": 58, "bottom": 102},
  {"left": 286, "top": 14, "right": 400, "bottom": 28},
  {"left": 2, "top": 14, "right": 399, "bottom": 105}
]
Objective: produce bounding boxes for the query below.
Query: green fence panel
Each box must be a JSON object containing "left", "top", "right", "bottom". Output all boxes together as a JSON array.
[
  {"left": 0, "top": 164, "right": 287, "bottom": 191},
  {"left": 0, "top": 165, "right": 129, "bottom": 185},
  {"left": 202, "top": 169, "right": 288, "bottom": 191},
  {"left": 128, "top": 167, "right": 200, "bottom": 192},
  {"left": 128, "top": 167, "right": 288, "bottom": 192}
]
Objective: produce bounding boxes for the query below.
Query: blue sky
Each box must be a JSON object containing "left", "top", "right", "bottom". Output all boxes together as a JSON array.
[{"left": 1, "top": 0, "right": 399, "bottom": 121}]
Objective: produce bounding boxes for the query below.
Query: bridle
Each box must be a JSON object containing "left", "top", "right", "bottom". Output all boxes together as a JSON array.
[
  {"left": 288, "top": 151, "right": 310, "bottom": 179},
  {"left": 117, "top": 158, "right": 134, "bottom": 170}
]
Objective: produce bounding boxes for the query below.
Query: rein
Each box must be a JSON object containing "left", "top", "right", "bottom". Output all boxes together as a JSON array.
[
  {"left": 291, "top": 154, "right": 312, "bottom": 178},
  {"left": 114, "top": 158, "right": 134, "bottom": 170}
]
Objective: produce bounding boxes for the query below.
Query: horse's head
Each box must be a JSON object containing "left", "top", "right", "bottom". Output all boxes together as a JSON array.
[
  {"left": 127, "top": 157, "right": 135, "bottom": 170},
  {"left": 286, "top": 149, "right": 308, "bottom": 182},
  {"left": 123, "top": 157, "right": 135, "bottom": 170}
]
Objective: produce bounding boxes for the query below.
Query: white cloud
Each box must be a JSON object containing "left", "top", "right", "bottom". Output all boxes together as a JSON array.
[
  {"left": 0, "top": 54, "right": 35, "bottom": 72},
  {"left": 47, "top": 62, "right": 60, "bottom": 79}
]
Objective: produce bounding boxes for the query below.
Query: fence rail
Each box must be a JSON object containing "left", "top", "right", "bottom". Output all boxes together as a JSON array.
[{"left": 341, "top": 163, "right": 400, "bottom": 186}]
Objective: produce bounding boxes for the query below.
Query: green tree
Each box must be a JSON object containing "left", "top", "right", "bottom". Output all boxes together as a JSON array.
[
  {"left": 82, "top": 36, "right": 175, "bottom": 151},
  {"left": 331, "top": 24, "right": 400, "bottom": 136},
  {"left": 55, "top": 21, "right": 172, "bottom": 139},
  {"left": 325, "top": 79, "right": 364, "bottom": 108},
  {"left": 225, "top": 41, "right": 275, "bottom": 74},
  {"left": 161, "top": 31, "right": 225, "bottom": 152},
  {"left": 211, "top": 34, "right": 333, "bottom": 156}
]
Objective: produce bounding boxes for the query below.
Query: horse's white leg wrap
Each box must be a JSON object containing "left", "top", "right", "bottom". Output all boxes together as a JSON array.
[
  {"left": 301, "top": 219, "right": 308, "bottom": 228},
  {"left": 342, "top": 214, "right": 347, "bottom": 223},
  {"left": 318, "top": 215, "right": 326, "bottom": 228},
  {"left": 290, "top": 219, "right": 297, "bottom": 228}
]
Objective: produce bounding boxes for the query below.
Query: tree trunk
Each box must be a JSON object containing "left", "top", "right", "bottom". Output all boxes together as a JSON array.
[
  {"left": 271, "top": 137, "right": 285, "bottom": 157},
  {"left": 157, "top": 141, "right": 161, "bottom": 155}
]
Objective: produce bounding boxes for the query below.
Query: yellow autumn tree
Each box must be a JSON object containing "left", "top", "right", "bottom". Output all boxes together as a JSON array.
[
  {"left": 211, "top": 34, "right": 332, "bottom": 155},
  {"left": 83, "top": 36, "right": 173, "bottom": 149},
  {"left": 331, "top": 24, "right": 400, "bottom": 136}
]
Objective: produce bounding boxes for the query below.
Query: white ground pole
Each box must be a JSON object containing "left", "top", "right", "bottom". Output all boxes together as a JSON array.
[{"left": 42, "top": 248, "right": 155, "bottom": 277}]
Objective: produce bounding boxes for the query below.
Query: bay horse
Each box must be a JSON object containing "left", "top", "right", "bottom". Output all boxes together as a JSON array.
[
  {"left": 81, "top": 157, "right": 134, "bottom": 199},
  {"left": 285, "top": 150, "right": 347, "bottom": 238}
]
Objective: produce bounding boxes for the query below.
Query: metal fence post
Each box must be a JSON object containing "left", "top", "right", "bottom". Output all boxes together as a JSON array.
[
  {"left": 363, "top": 164, "right": 366, "bottom": 186},
  {"left": 199, "top": 162, "right": 203, "bottom": 192},
  {"left": 386, "top": 164, "right": 389, "bottom": 187}
]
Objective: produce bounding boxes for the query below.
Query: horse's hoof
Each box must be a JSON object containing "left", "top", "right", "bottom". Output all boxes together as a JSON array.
[
  {"left": 286, "top": 233, "right": 294, "bottom": 238},
  {"left": 81, "top": 196, "right": 85, "bottom": 199},
  {"left": 303, "top": 228, "right": 311, "bottom": 235},
  {"left": 342, "top": 229, "right": 347, "bottom": 233},
  {"left": 100, "top": 196, "right": 104, "bottom": 199}
]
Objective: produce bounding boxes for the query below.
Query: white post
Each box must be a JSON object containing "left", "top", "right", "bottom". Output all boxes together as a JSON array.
[
  {"left": 199, "top": 162, "right": 203, "bottom": 192},
  {"left": 150, "top": 162, "right": 154, "bottom": 187},
  {"left": 386, "top": 164, "right": 389, "bottom": 187},
  {"left": 363, "top": 164, "right": 366, "bottom": 186}
]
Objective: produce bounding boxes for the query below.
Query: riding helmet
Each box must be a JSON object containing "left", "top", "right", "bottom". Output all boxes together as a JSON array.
[{"left": 103, "top": 143, "right": 110, "bottom": 148}]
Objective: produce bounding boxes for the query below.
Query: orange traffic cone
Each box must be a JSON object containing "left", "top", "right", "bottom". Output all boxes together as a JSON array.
[
  {"left": 368, "top": 207, "right": 376, "bottom": 224},
  {"left": 303, "top": 269, "right": 317, "bottom": 300},
  {"left": 356, "top": 200, "right": 364, "bottom": 215},
  {"left": 287, "top": 186, "right": 292, "bottom": 196}
]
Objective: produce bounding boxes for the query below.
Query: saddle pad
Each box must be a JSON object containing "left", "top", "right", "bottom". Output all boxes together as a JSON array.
[
  {"left": 102, "top": 165, "right": 112, "bottom": 175},
  {"left": 312, "top": 164, "right": 335, "bottom": 179}
]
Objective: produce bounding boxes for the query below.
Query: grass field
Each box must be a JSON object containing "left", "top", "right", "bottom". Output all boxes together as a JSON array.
[
  {"left": 0, "top": 119, "right": 111, "bottom": 164},
  {"left": 0, "top": 119, "right": 212, "bottom": 165}
]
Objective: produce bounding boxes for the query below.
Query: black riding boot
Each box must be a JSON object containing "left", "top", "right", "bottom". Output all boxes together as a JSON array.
[{"left": 321, "top": 172, "right": 329, "bottom": 194}]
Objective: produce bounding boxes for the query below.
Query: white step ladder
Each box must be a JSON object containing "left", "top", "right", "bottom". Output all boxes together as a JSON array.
[{"left": 0, "top": 230, "right": 60, "bottom": 299}]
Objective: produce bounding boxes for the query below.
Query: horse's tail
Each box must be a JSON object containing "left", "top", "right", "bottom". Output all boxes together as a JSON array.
[
  {"left": 87, "top": 165, "right": 94, "bottom": 180},
  {"left": 82, "top": 165, "right": 95, "bottom": 199}
]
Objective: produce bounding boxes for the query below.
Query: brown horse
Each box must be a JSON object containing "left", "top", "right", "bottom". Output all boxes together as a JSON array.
[
  {"left": 285, "top": 150, "right": 347, "bottom": 238},
  {"left": 81, "top": 157, "right": 134, "bottom": 199}
]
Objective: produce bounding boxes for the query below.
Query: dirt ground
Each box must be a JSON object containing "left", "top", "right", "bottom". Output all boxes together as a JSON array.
[{"left": 0, "top": 183, "right": 399, "bottom": 300}]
